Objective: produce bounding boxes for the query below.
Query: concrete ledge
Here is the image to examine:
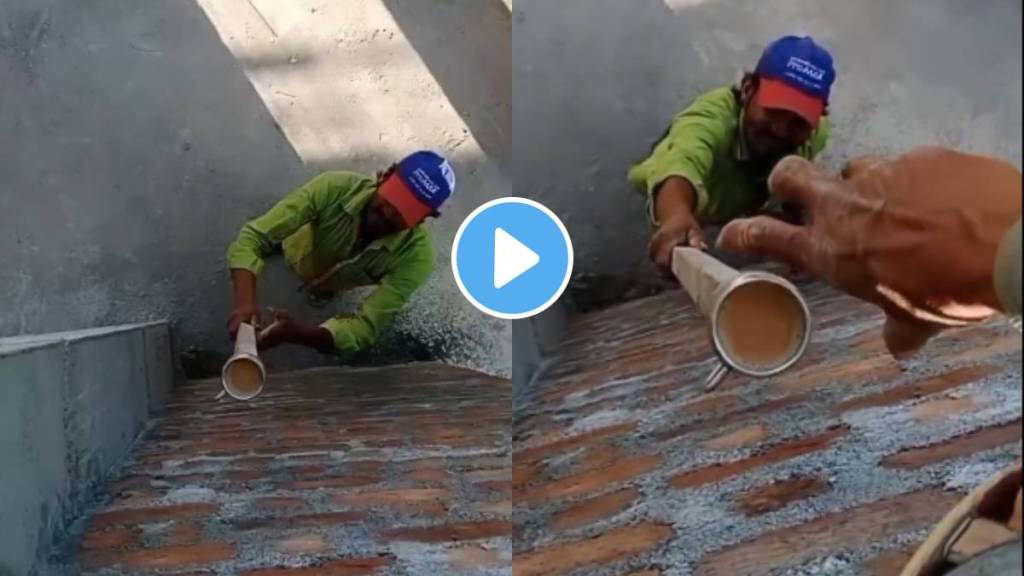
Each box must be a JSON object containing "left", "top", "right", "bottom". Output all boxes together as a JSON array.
[{"left": 0, "top": 322, "right": 173, "bottom": 576}]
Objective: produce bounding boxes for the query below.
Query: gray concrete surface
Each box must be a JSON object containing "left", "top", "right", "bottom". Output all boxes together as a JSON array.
[
  {"left": 0, "top": 323, "right": 173, "bottom": 576},
  {"left": 511, "top": 0, "right": 1023, "bottom": 306},
  {"left": 0, "top": 0, "right": 511, "bottom": 378}
]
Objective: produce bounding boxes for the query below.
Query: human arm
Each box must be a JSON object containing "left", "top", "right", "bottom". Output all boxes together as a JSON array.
[
  {"left": 225, "top": 174, "right": 333, "bottom": 338},
  {"left": 227, "top": 269, "right": 259, "bottom": 339},
  {"left": 717, "top": 147, "right": 1022, "bottom": 358},
  {"left": 255, "top": 309, "right": 335, "bottom": 354},
  {"left": 320, "top": 237, "right": 434, "bottom": 355},
  {"left": 633, "top": 112, "right": 719, "bottom": 274}
]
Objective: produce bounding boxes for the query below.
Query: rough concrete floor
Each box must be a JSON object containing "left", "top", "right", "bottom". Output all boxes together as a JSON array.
[
  {"left": 57, "top": 363, "right": 511, "bottom": 575},
  {"left": 513, "top": 282, "right": 1022, "bottom": 576}
]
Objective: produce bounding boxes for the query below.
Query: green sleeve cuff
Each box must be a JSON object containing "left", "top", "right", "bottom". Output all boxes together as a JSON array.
[
  {"left": 994, "top": 219, "right": 1022, "bottom": 317},
  {"left": 320, "top": 316, "right": 372, "bottom": 355},
  {"left": 226, "top": 250, "right": 265, "bottom": 277},
  {"left": 226, "top": 224, "right": 272, "bottom": 277}
]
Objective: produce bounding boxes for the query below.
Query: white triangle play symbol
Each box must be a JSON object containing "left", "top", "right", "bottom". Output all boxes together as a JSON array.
[{"left": 493, "top": 227, "right": 540, "bottom": 289}]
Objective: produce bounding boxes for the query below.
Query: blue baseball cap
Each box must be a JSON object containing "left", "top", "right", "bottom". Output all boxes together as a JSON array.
[
  {"left": 379, "top": 151, "right": 456, "bottom": 224},
  {"left": 754, "top": 35, "right": 836, "bottom": 127}
]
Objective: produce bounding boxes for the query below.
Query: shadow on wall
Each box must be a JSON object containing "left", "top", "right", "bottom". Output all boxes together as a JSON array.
[
  {"left": 0, "top": 0, "right": 497, "bottom": 379},
  {"left": 380, "top": 0, "right": 510, "bottom": 160}
]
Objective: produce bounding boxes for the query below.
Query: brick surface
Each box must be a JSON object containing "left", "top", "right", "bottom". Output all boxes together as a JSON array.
[
  {"left": 79, "top": 526, "right": 140, "bottom": 550},
  {"left": 882, "top": 420, "right": 1022, "bottom": 469},
  {"left": 550, "top": 487, "right": 639, "bottom": 529},
  {"left": 520, "top": 455, "right": 662, "bottom": 504},
  {"left": 332, "top": 487, "right": 450, "bottom": 511},
  {"left": 239, "top": 556, "right": 394, "bottom": 576},
  {"left": 449, "top": 545, "right": 503, "bottom": 569},
  {"left": 74, "top": 363, "right": 511, "bottom": 575},
  {"left": 670, "top": 427, "right": 848, "bottom": 489},
  {"left": 89, "top": 503, "right": 219, "bottom": 529},
  {"left": 159, "top": 522, "right": 203, "bottom": 546},
  {"left": 704, "top": 423, "right": 769, "bottom": 451},
  {"left": 575, "top": 444, "right": 626, "bottom": 473},
  {"left": 275, "top": 534, "right": 329, "bottom": 555},
  {"left": 912, "top": 396, "right": 977, "bottom": 423},
  {"left": 861, "top": 542, "right": 924, "bottom": 575},
  {"left": 734, "top": 475, "right": 830, "bottom": 516},
  {"left": 514, "top": 422, "right": 637, "bottom": 465},
  {"left": 82, "top": 542, "right": 237, "bottom": 571},
  {"left": 384, "top": 520, "right": 512, "bottom": 542},
  {"left": 232, "top": 511, "right": 368, "bottom": 532},
  {"left": 283, "top": 475, "right": 380, "bottom": 490},
  {"left": 696, "top": 489, "right": 960, "bottom": 576},
  {"left": 256, "top": 496, "right": 310, "bottom": 513},
  {"left": 832, "top": 364, "right": 1001, "bottom": 414},
  {"left": 515, "top": 523, "right": 674, "bottom": 576},
  {"left": 516, "top": 285, "right": 1020, "bottom": 575}
]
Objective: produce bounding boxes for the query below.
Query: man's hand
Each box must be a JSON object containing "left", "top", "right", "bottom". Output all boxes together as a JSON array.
[
  {"left": 227, "top": 304, "right": 259, "bottom": 340},
  {"left": 649, "top": 213, "right": 707, "bottom": 276},
  {"left": 255, "top": 308, "right": 335, "bottom": 354},
  {"left": 255, "top": 308, "right": 293, "bottom": 351},
  {"left": 717, "top": 147, "right": 1022, "bottom": 359}
]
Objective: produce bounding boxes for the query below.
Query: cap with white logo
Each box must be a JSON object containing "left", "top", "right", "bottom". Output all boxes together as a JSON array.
[
  {"left": 754, "top": 35, "right": 836, "bottom": 127},
  {"left": 377, "top": 150, "right": 456, "bottom": 226}
]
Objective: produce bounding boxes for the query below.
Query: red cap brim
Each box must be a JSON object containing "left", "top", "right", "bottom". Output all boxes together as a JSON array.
[
  {"left": 756, "top": 78, "right": 825, "bottom": 128},
  {"left": 377, "top": 173, "right": 433, "bottom": 226}
]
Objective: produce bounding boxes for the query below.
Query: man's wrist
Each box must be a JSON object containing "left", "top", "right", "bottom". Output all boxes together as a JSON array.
[
  {"left": 654, "top": 177, "right": 699, "bottom": 226},
  {"left": 291, "top": 322, "right": 335, "bottom": 354},
  {"left": 660, "top": 208, "right": 697, "bottom": 230}
]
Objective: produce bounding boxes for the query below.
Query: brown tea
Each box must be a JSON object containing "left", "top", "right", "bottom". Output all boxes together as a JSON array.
[
  {"left": 225, "top": 358, "right": 263, "bottom": 398},
  {"left": 716, "top": 280, "right": 806, "bottom": 371}
]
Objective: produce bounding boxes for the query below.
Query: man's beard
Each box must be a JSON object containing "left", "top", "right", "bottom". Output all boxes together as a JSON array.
[
  {"left": 751, "top": 148, "right": 797, "bottom": 174},
  {"left": 745, "top": 125, "right": 799, "bottom": 169}
]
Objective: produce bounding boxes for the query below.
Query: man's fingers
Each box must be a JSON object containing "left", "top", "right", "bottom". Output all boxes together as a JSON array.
[
  {"left": 687, "top": 227, "right": 707, "bottom": 250},
  {"left": 717, "top": 216, "right": 815, "bottom": 274},
  {"left": 841, "top": 155, "right": 887, "bottom": 180},
  {"left": 882, "top": 313, "right": 942, "bottom": 360},
  {"left": 767, "top": 156, "right": 834, "bottom": 208}
]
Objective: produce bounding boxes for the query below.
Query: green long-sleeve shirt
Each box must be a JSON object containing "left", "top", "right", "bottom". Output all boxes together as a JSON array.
[
  {"left": 627, "top": 86, "right": 830, "bottom": 226},
  {"left": 226, "top": 172, "right": 435, "bottom": 355}
]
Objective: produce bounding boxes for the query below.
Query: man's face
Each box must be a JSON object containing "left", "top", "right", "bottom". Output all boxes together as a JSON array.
[
  {"left": 364, "top": 190, "right": 412, "bottom": 238},
  {"left": 742, "top": 88, "right": 815, "bottom": 164}
]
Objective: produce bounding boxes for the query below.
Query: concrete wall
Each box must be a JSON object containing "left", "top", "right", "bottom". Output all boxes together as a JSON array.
[
  {"left": 0, "top": 0, "right": 511, "bottom": 378},
  {"left": 511, "top": 0, "right": 1023, "bottom": 302},
  {"left": 0, "top": 323, "right": 173, "bottom": 576}
]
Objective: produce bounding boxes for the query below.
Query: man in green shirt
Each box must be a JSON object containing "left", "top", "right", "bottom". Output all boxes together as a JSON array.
[
  {"left": 226, "top": 150, "right": 456, "bottom": 355},
  {"left": 628, "top": 35, "right": 837, "bottom": 275}
]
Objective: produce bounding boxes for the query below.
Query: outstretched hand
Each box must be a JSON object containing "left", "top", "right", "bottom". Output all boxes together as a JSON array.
[
  {"left": 255, "top": 308, "right": 293, "bottom": 351},
  {"left": 717, "top": 147, "right": 1021, "bottom": 359}
]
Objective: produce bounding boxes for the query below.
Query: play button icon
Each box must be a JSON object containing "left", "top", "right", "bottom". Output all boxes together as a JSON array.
[
  {"left": 452, "top": 197, "right": 573, "bottom": 319},
  {"left": 493, "top": 228, "right": 539, "bottom": 289}
]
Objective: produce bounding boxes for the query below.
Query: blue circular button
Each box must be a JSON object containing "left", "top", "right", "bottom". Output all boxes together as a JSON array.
[{"left": 452, "top": 197, "right": 573, "bottom": 319}]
